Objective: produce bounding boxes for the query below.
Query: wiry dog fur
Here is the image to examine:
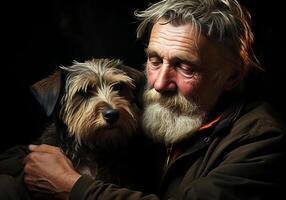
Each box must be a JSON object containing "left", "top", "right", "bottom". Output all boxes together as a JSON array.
[{"left": 31, "top": 58, "right": 146, "bottom": 186}]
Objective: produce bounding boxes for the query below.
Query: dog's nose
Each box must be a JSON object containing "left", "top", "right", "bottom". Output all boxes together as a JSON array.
[{"left": 103, "top": 108, "right": 119, "bottom": 124}]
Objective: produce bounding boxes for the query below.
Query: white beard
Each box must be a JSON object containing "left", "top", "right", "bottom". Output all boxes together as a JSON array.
[{"left": 142, "top": 89, "right": 205, "bottom": 145}]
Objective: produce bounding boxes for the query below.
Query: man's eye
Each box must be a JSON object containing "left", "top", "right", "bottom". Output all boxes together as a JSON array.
[
  {"left": 181, "top": 64, "right": 193, "bottom": 73},
  {"left": 149, "top": 57, "right": 162, "bottom": 66},
  {"left": 176, "top": 63, "right": 195, "bottom": 77}
]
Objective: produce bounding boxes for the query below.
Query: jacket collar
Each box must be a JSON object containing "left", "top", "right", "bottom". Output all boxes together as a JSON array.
[{"left": 168, "top": 97, "right": 246, "bottom": 166}]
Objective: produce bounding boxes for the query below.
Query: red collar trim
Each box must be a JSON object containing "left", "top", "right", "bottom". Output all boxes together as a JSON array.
[{"left": 199, "top": 114, "right": 223, "bottom": 131}]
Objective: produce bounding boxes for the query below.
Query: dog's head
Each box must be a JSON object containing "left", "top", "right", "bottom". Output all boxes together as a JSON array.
[{"left": 31, "top": 58, "right": 145, "bottom": 148}]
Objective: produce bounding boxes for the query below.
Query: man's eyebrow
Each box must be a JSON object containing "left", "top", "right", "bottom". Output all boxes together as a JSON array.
[
  {"left": 173, "top": 54, "right": 199, "bottom": 65},
  {"left": 144, "top": 48, "right": 159, "bottom": 57}
]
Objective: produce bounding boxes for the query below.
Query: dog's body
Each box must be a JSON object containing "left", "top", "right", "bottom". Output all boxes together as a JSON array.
[
  {"left": 0, "top": 58, "right": 165, "bottom": 199},
  {"left": 31, "top": 58, "right": 147, "bottom": 186}
]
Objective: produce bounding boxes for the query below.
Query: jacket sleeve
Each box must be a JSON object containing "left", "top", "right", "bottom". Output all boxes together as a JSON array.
[
  {"left": 0, "top": 145, "right": 30, "bottom": 176},
  {"left": 70, "top": 175, "right": 160, "bottom": 200}
]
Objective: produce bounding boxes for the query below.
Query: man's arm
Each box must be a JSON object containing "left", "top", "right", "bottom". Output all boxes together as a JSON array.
[
  {"left": 23, "top": 144, "right": 160, "bottom": 200},
  {"left": 70, "top": 175, "right": 159, "bottom": 200}
]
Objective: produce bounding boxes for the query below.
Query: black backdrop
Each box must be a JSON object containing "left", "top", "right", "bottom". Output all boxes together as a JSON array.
[{"left": 1, "top": 0, "right": 285, "bottom": 152}]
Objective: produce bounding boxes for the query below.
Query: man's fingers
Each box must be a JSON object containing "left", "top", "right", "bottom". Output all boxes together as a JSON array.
[{"left": 23, "top": 151, "right": 47, "bottom": 165}]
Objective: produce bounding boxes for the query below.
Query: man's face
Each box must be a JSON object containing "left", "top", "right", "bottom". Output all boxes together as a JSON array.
[{"left": 142, "top": 20, "right": 234, "bottom": 144}]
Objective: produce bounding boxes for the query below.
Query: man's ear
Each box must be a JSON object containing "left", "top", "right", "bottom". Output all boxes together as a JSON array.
[
  {"left": 223, "top": 67, "right": 243, "bottom": 91},
  {"left": 30, "top": 70, "right": 63, "bottom": 116}
]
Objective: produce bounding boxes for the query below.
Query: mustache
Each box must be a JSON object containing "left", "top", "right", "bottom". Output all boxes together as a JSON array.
[{"left": 143, "top": 88, "right": 198, "bottom": 115}]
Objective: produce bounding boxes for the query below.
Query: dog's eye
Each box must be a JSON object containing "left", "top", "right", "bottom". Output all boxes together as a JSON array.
[
  {"left": 112, "top": 82, "right": 124, "bottom": 91},
  {"left": 78, "top": 89, "right": 93, "bottom": 98}
]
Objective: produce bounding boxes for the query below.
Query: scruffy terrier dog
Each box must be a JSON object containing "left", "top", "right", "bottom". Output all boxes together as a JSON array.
[{"left": 31, "top": 58, "right": 145, "bottom": 185}]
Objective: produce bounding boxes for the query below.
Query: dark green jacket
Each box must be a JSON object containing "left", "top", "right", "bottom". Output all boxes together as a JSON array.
[{"left": 69, "top": 100, "right": 286, "bottom": 200}]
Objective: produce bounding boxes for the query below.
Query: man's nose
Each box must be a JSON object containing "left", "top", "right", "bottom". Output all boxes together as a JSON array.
[{"left": 154, "top": 65, "right": 176, "bottom": 93}]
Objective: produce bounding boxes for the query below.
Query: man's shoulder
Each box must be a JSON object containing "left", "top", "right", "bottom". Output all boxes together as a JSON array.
[
  {"left": 239, "top": 101, "right": 285, "bottom": 129},
  {"left": 230, "top": 100, "right": 286, "bottom": 141}
]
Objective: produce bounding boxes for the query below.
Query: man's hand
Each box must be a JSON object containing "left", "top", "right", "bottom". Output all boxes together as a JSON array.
[{"left": 23, "top": 144, "right": 81, "bottom": 199}]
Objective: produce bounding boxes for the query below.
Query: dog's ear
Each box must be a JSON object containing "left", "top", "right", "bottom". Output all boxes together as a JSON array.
[
  {"left": 30, "top": 70, "right": 62, "bottom": 116},
  {"left": 120, "top": 65, "right": 145, "bottom": 86},
  {"left": 121, "top": 65, "right": 146, "bottom": 109}
]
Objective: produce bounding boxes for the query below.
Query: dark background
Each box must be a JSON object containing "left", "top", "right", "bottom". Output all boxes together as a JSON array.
[{"left": 1, "top": 0, "right": 285, "bottom": 152}]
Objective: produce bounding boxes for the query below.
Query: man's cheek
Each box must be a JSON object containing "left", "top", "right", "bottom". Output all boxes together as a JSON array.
[{"left": 147, "top": 69, "right": 156, "bottom": 87}]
